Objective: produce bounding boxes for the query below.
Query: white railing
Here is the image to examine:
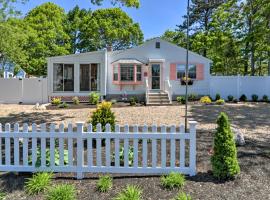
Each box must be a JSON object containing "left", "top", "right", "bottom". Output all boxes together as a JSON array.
[
  {"left": 0, "top": 121, "right": 197, "bottom": 179},
  {"left": 164, "top": 79, "right": 172, "bottom": 103},
  {"left": 145, "top": 78, "right": 149, "bottom": 104}
]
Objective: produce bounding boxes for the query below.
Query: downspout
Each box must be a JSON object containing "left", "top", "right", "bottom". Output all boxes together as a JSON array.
[{"left": 104, "top": 49, "right": 108, "bottom": 98}]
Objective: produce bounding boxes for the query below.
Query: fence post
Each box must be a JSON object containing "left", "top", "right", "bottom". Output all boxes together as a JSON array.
[
  {"left": 189, "top": 121, "right": 197, "bottom": 176},
  {"left": 76, "top": 122, "right": 84, "bottom": 179}
]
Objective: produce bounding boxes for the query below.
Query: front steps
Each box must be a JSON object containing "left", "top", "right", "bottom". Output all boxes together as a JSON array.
[{"left": 147, "top": 91, "right": 172, "bottom": 106}]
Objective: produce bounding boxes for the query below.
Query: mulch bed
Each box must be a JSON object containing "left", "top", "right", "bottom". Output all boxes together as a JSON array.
[
  {"left": 46, "top": 102, "right": 146, "bottom": 110},
  {"left": 1, "top": 129, "right": 269, "bottom": 200}
]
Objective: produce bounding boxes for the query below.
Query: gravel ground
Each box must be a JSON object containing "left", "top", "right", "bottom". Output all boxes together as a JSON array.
[{"left": 0, "top": 103, "right": 269, "bottom": 200}]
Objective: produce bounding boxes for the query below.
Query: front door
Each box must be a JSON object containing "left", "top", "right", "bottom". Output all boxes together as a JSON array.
[{"left": 151, "top": 64, "right": 161, "bottom": 89}]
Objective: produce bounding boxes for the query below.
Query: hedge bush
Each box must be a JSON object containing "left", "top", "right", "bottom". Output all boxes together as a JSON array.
[
  {"left": 215, "top": 93, "right": 221, "bottom": 101},
  {"left": 177, "top": 96, "right": 186, "bottom": 104},
  {"left": 211, "top": 112, "right": 240, "bottom": 179},
  {"left": 239, "top": 94, "right": 247, "bottom": 102},
  {"left": 89, "top": 101, "right": 116, "bottom": 132},
  {"left": 251, "top": 94, "right": 258, "bottom": 102},
  {"left": 262, "top": 95, "right": 269, "bottom": 102},
  {"left": 227, "top": 95, "right": 234, "bottom": 102},
  {"left": 200, "top": 96, "right": 212, "bottom": 104},
  {"left": 89, "top": 92, "right": 100, "bottom": 105}
]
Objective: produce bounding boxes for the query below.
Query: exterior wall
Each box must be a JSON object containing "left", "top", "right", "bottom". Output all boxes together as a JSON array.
[
  {"left": 107, "top": 38, "right": 211, "bottom": 97},
  {"left": 47, "top": 51, "right": 106, "bottom": 99},
  {"left": 0, "top": 78, "right": 48, "bottom": 104},
  {"left": 210, "top": 76, "right": 270, "bottom": 100}
]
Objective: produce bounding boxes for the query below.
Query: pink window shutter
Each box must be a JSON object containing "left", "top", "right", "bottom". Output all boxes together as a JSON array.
[
  {"left": 170, "top": 63, "right": 177, "bottom": 80},
  {"left": 196, "top": 64, "right": 204, "bottom": 80}
]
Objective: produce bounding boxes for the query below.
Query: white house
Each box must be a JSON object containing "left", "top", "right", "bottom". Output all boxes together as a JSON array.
[{"left": 47, "top": 38, "right": 212, "bottom": 104}]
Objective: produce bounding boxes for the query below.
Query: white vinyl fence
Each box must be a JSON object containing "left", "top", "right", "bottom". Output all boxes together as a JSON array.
[
  {"left": 210, "top": 76, "right": 270, "bottom": 100},
  {"left": 0, "top": 121, "right": 197, "bottom": 179},
  {"left": 0, "top": 78, "right": 48, "bottom": 104}
]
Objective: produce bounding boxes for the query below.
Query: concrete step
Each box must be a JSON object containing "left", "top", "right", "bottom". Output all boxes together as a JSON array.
[{"left": 148, "top": 96, "right": 170, "bottom": 100}]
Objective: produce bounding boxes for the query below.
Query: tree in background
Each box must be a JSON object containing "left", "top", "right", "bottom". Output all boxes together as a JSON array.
[
  {"left": 80, "top": 8, "right": 143, "bottom": 51},
  {"left": 90, "top": 0, "right": 140, "bottom": 8},
  {"left": 24, "top": 2, "right": 70, "bottom": 76},
  {"left": 161, "top": 30, "right": 186, "bottom": 48},
  {"left": 0, "top": 18, "right": 28, "bottom": 75},
  {"left": 172, "top": 0, "right": 270, "bottom": 76},
  {"left": 66, "top": 5, "right": 92, "bottom": 54},
  {"left": 0, "top": 0, "right": 28, "bottom": 21},
  {"left": 179, "top": 0, "right": 226, "bottom": 57}
]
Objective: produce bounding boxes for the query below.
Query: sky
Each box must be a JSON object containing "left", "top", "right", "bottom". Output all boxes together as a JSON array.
[{"left": 16, "top": 0, "right": 188, "bottom": 40}]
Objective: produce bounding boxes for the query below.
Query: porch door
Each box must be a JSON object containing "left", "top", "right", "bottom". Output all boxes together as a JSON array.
[{"left": 151, "top": 64, "right": 161, "bottom": 90}]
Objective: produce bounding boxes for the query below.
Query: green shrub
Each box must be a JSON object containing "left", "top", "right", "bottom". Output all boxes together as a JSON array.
[
  {"left": 211, "top": 112, "right": 240, "bottom": 180},
  {"left": 58, "top": 102, "right": 69, "bottom": 109},
  {"left": 111, "top": 99, "right": 117, "bottom": 104},
  {"left": 114, "top": 185, "right": 142, "bottom": 200},
  {"left": 172, "top": 192, "right": 192, "bottom": 200},
  {"left": 262, "top": 95, "right": 269, "bottom": 102},
  {"left": 177, "top": 96, "right": 186, "bottom": 104},
  {"left": 89, "top": 92, "right": 100, "bottom": 105},
  {"left": 227, "top": 95, "right": 234, "bottom": 102},
  {"left": 233, "top": 98, "right": 238, "bottom": 103},
  {"left": 25, "top": 172, "right": 53, "bottom": 195},
  {"left": 0, "top": 191, "right": 6, "bottom": 200},
  {"left": 118, "top": 146, "right": 134, "bottom": 166},
  {"left": 160, "top": 172, "right": 185, "bottom": 189},
  {"left": 200, "top": 96, "right": 212, "bottom": 104},
  {"left": 72, "top": 97, "right": 80, "bottom": 105},
  {"left": 51, "top": 98, "right": 61, "bottom": 105},
  {"left": 97, "top": 175, "right": 113, "bottom": 192},
  {"left": 28, "top": 148, "right": 68, "bottom": 167},
  {"left": 46, "top": 184, "right": 76, "bottom": 200},
  {"left": 251, "top": 94, "right": 258, "bottom": 102},
  {"left": 215, "top": 93, "right": 221, "bottom": 101},
  {"left": 89, "top": 101, "right": 116, "bottom": 132},
  {"left": 239, "top": 94, "right": 247, "bottom": 102},
  {"left": 216, "top": 99, "right": 225, "bottom": 105},
  {"left": 188, "top": 93, "right": 198, "bottom": 101},
  {"left": 130, "top": 96, "right": 138, "bottom": 106}
]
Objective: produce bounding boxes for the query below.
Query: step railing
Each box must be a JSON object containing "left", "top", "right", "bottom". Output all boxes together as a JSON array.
[
  {"left": 164, "top": 79, "right": 172, "bottom": 103},
  {"left": 145, "top": 78, "right": 149, "bottom": 104}
]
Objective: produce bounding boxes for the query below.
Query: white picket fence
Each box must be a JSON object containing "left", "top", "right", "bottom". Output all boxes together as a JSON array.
[{"left": 0, "top": 121, "right": 197, "bottom": 179}]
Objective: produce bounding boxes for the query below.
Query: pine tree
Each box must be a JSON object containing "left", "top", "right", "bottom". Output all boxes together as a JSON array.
[{"left": 211, "top": 112, "right": 240, "bottom": 179}]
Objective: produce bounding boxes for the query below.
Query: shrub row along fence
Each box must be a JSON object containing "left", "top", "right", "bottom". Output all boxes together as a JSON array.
[{"left": 0, "top": 121, "right": 197, "bottom": 179}]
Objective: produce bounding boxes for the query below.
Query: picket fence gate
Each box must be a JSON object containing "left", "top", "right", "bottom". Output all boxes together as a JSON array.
[{"left": 0, "top": 121, "right": 197, "bottom": 179}]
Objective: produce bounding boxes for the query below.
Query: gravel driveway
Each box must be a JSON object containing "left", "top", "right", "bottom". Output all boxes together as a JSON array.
[{"left": 0, "top": 103, "right": 269, "bottom": 140}]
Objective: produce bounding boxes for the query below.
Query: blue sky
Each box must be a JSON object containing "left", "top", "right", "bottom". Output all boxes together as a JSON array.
[{"left": 17, "top": 0, "right": 187, "bottom": 40}]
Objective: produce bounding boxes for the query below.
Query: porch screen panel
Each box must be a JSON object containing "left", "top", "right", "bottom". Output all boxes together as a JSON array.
[
  {"left": 90, "top": 64, "right": 100, "bottom": 91},
  {"left": 53, "top": 64, "right": 63, "bottom": 92},
  {"left": 64, "top": 64, "right": 74, "bottom": 91},
  {"left": 80, "top": 64, "right": 90, "bottom": 91},
  {"left": 120, "top": 64, "right": 134, "bottom": 81}
]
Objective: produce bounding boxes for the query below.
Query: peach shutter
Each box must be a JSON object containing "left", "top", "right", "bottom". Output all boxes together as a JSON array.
[
  {"left": 196, "top": 64, "right": 204, "bottom": 80},
  {"left": 170, "top": 63, "right": 177, "bottom": 80}
]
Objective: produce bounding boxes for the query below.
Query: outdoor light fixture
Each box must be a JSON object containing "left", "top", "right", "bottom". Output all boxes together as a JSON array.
[{"left": 185, "top": 0, "right": 190, "bottom": 132}]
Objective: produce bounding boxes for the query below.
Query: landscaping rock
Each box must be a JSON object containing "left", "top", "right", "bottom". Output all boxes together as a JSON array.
[
  {"left": 32, "top": 103, "right": 47, "bottom": 110},
  {"left": 231, "top": 125, "right": 245, "bottom": 146}
]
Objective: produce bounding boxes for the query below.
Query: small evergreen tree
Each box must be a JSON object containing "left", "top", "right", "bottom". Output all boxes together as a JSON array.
[
  {"left": 211, "top": 112, "right": 240, "bottom": 179},
  {"left": 89, "top": 101, "right": 116, "bottom": 132}
]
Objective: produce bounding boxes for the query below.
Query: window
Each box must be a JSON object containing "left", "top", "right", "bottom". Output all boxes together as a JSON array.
[
  {"left": 120, "top": 64, "right": 134, "bottom": 81},
  {"left": 136, "top": 65, "right": 142, "bottom": 81},
  {"left": 176, "top": 64, "right": 196, "bottom": 79},
  {"left": 113, "top": 65, "right": 118, "bottom": 81},
  {"left": 155, "top": 42, "right": 160, "bottom": 49},
  {"left": 80, "top": 64, "right": 100, "bottom": 91},
  {"left": 53, "top": 64, "right": 74, "bottom": 92}
]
